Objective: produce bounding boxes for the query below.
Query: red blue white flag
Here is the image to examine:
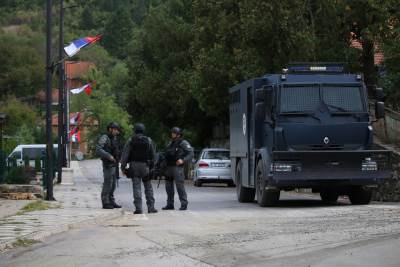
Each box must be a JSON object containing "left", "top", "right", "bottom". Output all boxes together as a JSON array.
[
  {"left": 70, "top": 112, "right": 81, "bottom": 125},
  {"left": 64, "top": 34, "right": 102, "bottom": 57},
  {"left": 70, "top": 83, "right": 92, "bottom": 95}
]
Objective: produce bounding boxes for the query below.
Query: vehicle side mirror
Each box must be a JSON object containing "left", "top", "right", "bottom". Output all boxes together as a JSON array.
[
  {"left": 255, "top": 88, "right": 267, "bottom": 103},
  {"left": 255, "top": 103, "right": 266, "bottom": 120},
  {"left": 255, "top": 102, "right": 273, "bottom": 125},
  {"left": 191, "top": 158, "right": 197, "bottom": 164},
  {"left": 375, "top": 88, "right": 385, "bottom": 102},
  {"left": 375, "top": 101, "right": 385, "bottom": 120},
  {"left": 255, "top": 86, "right": 273, "bottom": 103}
]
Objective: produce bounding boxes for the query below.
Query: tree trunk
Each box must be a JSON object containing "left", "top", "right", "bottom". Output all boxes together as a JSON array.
[{"left": 361, "top": 38, "right": 376, "bottom": 97}]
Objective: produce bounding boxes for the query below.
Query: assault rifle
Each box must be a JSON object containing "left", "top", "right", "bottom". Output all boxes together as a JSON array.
[{"left": 151, "top": 152, "right": 167, "bottom": 188}]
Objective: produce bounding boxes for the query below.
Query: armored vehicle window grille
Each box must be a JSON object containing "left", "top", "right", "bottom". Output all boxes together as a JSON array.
[
  {"left": 280, "top": 86, "right": 320, "bottom": 113},
  {"left": 322, "top": 86, "right": 363, "bottom": 112}
]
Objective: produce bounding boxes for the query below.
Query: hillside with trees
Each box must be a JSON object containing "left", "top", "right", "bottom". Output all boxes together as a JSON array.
[{"left": 1, "top": 0, "right": 399, "bottom": 150}]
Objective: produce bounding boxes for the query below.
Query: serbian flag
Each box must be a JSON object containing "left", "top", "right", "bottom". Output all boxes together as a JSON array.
[
  {"left": 68, "top": 126, "right": 78, "bottom": 139},
  {"left": 71, "top": 130, "right": 81, "bottom": 143},
  {"left": 70, "top": 83, "right": 92, "bottom": 95},
  {"left": 64, "top": 34, "right": 102, "bottom": 57},
  {"left": 70, "top": 112, "right": 81, "bottom": 125}
]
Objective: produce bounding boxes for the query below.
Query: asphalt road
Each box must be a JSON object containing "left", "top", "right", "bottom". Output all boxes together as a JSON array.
[{"left": 1, "top": 159, "right": 400, "bottom": 267}]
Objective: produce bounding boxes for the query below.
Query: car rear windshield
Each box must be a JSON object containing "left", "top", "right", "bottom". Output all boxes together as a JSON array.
[
  {"left": 280, "top": 85, "right": 364, "bottom": 113},
  {"left": 202, "top": 151, "right": 230, "bottom": 160}
]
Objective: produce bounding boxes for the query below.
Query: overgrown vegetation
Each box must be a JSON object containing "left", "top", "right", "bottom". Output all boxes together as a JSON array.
[
  {"left": 12, "top": 238, "right": 40, "bottom": 248},
  {"left": 16, "top": 200, "right": 59, "bottom": 215},
  {"left": 0, "top": 0, "right": 399, "bottom": 148},
  {"left": 4, "top": 166, "right": 34, "bottom": 184}
]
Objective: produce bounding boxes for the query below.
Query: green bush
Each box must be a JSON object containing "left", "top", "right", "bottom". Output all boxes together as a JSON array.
[
  {"left": 5, "top": 166, "right": 35, "bottom": 184},
  {"left": 23, "top": 155, "right": 29, "bottom": 167},
  {"left": 34, "top": 157, "right": 41, "bottom": 172}
]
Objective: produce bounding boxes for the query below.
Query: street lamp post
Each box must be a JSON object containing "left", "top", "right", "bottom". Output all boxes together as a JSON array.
[
  {"left": 57, "top": 0, "right": 65, "bottom": 183},
  {"left": 45, "top": 0, "right": 55, "bottom": 200},
  {"left": 61, "top": 4, "right": 78, "bottom": 170}
]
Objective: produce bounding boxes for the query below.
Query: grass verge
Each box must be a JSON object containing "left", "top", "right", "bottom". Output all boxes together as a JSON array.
[
  {"left": 16, "top": 200, "right": 60, "bottom": 215},
  {"left": 12, "top": 238, "right": 40, "bottom": 248}
]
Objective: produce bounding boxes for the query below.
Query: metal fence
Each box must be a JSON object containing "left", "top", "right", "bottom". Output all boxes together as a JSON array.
[
  {"left": 0, "top": 150, "right": 54, "bottom": 185},
  {"left": 0, "top": 149, "right": 5, "bottom": 183}
]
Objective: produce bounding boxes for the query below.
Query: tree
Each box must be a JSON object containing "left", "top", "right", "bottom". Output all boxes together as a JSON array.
[
  {"left": 102, "top": 7, "right": 135, "bottom": 59},
  {"left": 343, "top": 0, "right": 393, "bottom": 95},
  {"left": 379, "top": 1, "right": 400, "bottom": 109},
  {"left": 0, "top": 32, "right": 45, "bottom": 100},
  {"left": 125, "top": 0, "right": 208, "bottom": 146},
  {"left": 0, "top": 97, "right": 37, "bottom": 136}
]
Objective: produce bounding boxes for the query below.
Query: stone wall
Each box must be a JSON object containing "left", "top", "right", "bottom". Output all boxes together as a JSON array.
[
  {"left": 372, "top": 143, "right": 400, "bottom": 202},
  {"left": 371, "top": 103, "right": 400, "bottom": 146}
]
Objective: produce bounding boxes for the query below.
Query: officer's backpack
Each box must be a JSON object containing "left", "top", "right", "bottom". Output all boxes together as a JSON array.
[{"left": 128, "top": 134, "right": 151, "bottom": 162}]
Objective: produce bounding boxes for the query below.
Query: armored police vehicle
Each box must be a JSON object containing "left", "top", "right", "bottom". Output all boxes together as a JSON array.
[{"left": 229, "top": 63, "right": 390, "bottom": 206}]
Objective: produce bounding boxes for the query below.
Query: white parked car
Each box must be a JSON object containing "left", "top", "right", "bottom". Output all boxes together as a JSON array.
[
  {"left": 7, "top": 144, "right": 58, "bottom": 167},
  {"left": 193, "top": 148, "right": 234, "bottom": 187}
]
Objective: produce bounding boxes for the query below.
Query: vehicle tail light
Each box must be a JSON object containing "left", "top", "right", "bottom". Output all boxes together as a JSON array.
[{"left": 198, "top": 161, "right": 209, "bottom": 168}]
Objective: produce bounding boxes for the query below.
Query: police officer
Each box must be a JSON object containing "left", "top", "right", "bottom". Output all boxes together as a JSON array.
[
  {"left": 96, "top": 122, "right": 122, "bottom": 209},
  {"left": 162, "top": 127, "right": 193, "bottom": 210},
  {"left": 121, "top": 123, "right": 157, "bottom": 214}
]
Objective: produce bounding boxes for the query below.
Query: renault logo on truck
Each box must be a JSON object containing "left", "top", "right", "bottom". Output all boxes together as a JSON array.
[{"left": 324, "top": 137, "right": 330, "bottom": 145}]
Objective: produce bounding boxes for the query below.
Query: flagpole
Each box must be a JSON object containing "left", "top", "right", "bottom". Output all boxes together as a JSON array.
[
  {"left": 67, "top": 74, "right": 71, "bottom": 166},
  {"left": 57, "top": 0, "right": 64, "bottom": 183},
  {"left": 45, "top": 0, "right": 55, "bottom": 200},
  {"left": 64, "top": 63, "right": 69, "bottom": 168}
]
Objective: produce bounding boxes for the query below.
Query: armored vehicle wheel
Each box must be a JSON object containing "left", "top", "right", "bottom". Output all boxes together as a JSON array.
[
  {"left": 349, "top": 186, "right": 372, "bottom": 205},
  {"left": 320, "top": 189, "right": 339, "bottom": 204},
  {"left": 236, "top": 161, "right": 255, "bottom": 202},
  {"left": 194, "top": 180, "right": 202, "bottom": 187},
  {"left": 256, "top": 161, "right": 280, "bottom": 207}
]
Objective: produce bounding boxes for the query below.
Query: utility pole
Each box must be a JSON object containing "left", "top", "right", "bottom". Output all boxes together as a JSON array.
[
  {"left": 57, "top": 0, "right": 64, "bottom": 183},
  {"left": 46, "top": 0, "right": 55, "bottom": 200}
]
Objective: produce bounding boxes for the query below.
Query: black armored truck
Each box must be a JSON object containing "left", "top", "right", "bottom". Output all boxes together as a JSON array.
[{"left": 229, "top": 63, "right": 391, "bottom": 206}]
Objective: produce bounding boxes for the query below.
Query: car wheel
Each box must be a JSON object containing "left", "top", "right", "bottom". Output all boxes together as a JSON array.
[
  {"left": 256, "top": 161, "right": 279, "bottom": 207},
  {"left": 194, "top": 180, "right": 202, "bottom": 187},
  {"left": 320, "top": 189, "right": 339, "bottom": 204},
  {"left": 349, "top": 186, "right": 372, "bottom": 205},
  {"left": 236, "top": 161, "right": 255, "bottom": 203}
]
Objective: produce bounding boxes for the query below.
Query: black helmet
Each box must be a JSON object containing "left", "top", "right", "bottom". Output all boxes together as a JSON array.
[
  {"left": 170, "top": 127, "right": 182, "bottom": 135},
  {"left": 134, "top": 123, "right": 145, "bottom": 134},
  {"left": 107, "top": 122, "right": 120, "bottom": 131}
]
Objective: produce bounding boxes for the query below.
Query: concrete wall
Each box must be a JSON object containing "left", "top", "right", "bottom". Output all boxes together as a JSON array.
[
  {"left": 372, "top": 149, "right": 400, "bottom": 202},
  {"left": 372, "top": 103, "right": 400, "bottom": 145}
]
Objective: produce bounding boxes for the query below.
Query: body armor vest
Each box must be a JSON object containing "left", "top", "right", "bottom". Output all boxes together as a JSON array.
[{"left": 129, "top": 135, "right": 150, "bottom": 162}]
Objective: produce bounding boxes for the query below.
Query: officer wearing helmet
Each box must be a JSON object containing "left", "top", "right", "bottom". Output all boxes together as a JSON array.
[
  {"left": 162, "top": 127, "right": 193, "bottom": 210},
  {"left": 121, "top": 123, "right": 157, "bottom": 214},
  {"left": 96, "top": 122, "right": 122, "bottom": 209}
]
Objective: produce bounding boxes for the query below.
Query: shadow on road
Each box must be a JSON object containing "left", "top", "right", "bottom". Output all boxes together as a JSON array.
[{"left": 274, "top": 199, "right": 350, "bottom": 208}]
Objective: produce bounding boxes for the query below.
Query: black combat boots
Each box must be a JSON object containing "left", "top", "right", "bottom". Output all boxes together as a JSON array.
[
  {"left": 111, "top": 202, "right": 122, "bottom": 208},
  {"left": 148, "top": 207, "right": 158, "bottom": 213},
  {"left": 162, "top": 205, "right": 174, "bottom": 210},
  {"left": 103, "top": 203, "right": 114, "bottom": 209}
]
